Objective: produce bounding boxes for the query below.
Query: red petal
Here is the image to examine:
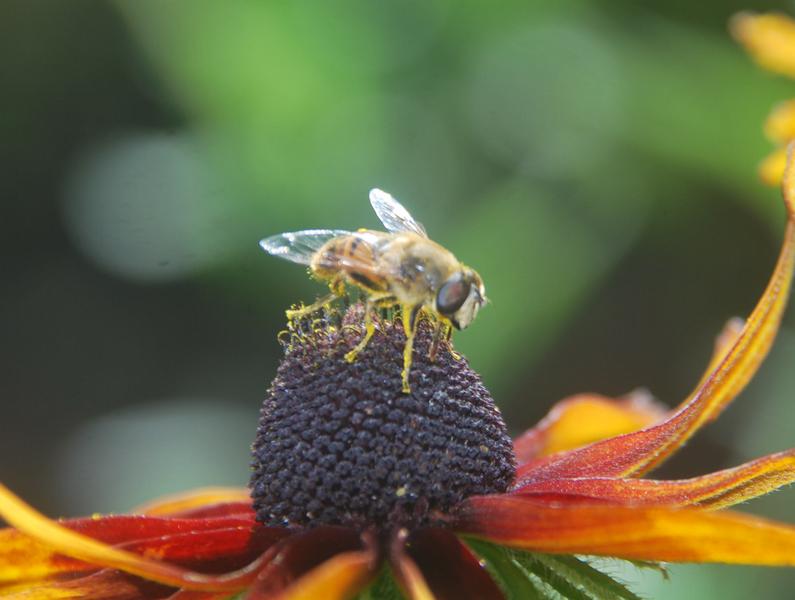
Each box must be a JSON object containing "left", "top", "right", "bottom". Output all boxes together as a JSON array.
[
  {"left": 0, "top": 483, "right": 280, "bottom": 592},
  {"left": 513, "top": 449, "right": 795, "bottom": 509},
  {"left": 517, "top": 160, "right": 795, "bottom": 484},
  {"left": 512, "top": 390, "right": 666, "bottom": 463},
  {"left": 404, "top": 529, "right": 502, "bottom": 600},
  {"left": 453, "top": 495, "right": 795, "bottom": 565},
  {"left": 0, "top": 512, "right": 282, "bottom": 585}
]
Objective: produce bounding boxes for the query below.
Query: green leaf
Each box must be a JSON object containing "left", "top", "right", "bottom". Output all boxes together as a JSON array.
[
  {"left": 466, "top": 538, "right": 546, "bottom": 599},
  {"left": 532, "top": 554, "right": 643, "bottom": 600},
  {"left": 353, "top": 565, "right": 405, "bottom": 600},
  {"left": 465, "top": 538, "right": 652, "bottom": 600}
]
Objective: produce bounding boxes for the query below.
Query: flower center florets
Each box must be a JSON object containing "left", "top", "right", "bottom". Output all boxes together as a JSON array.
[{"left": 250, "top": 305, "right": 516, "bottom": 531}]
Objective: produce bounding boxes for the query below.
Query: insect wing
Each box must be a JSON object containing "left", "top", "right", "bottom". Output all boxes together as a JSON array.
[
  {"left": 369, "top": 188, "right": 428, "bottom": 237},
  {"left": 259, "top": 229, "right": 350, "bottom": 265}
]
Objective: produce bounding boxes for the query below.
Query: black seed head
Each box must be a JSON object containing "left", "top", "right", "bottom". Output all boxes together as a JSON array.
[{"left": 250, "top": 305, "right": 516, "bottom": 531}]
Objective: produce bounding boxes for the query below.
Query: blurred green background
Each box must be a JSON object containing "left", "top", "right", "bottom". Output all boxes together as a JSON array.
[{"left": 2, "top": 1, "right": 794, "bottom": 597}]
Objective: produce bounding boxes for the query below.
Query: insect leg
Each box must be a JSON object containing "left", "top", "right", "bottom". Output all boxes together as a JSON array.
[
  {"left": 442, "top": 321, "right": 462, "bottom": 361},
  {"left": 285, "top": 293, "right": 336, "bottom": 320},
  {"left": 285, "top": 278, "right": 345, "bottom": 320},
  {"left": 344, "top": 293, "right": 394, "bottom": 363},
  {"left": 428, "top": 319, "right": 445, "bottom": 362},
  {"left": 401, "top": 304, "right": 422, "bottom": 393}
]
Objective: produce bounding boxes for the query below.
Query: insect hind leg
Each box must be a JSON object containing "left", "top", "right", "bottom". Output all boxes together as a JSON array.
[{"left": 344, "top": 293, "right": 394, "bottom": 363}]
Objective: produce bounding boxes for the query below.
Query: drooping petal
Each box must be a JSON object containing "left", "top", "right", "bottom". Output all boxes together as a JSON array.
[
  {"left": 453, "top": 495, "right": 795, "bottom": 565},
  {"left": 513, "top": 317, "right": 743, "bottom": 464},
  {"left": 133, "top": 487, "right": 252, "bottom": 518},
  {"left": 0, "top": 483, "right": 273, "bottom": 593},
  {"left": 271, "top": 549, "right": 376, "bottom": 600},
  {"left": 731, "top": 12, "right": 795, "bottom": 78},
  {"left": 512, "top": 449, "right": 795, "bottom": 509},
  {"left": 512, "top": 390, "right": 666, "bottom": 463},
  {"left": 390, "top": 529, "right": 435, "bottom": 600},
  {"left": 517, "top": 154, "right": 795, "bottom": 484},
  {"left": 690, "top": 316, "right": 745, "bottom": 396},
  {"left": 244, "top": 527, "right": 371, "bottom": 600},
  {"left": 402, "top": 529, "right": 503, "bottom": 600}
]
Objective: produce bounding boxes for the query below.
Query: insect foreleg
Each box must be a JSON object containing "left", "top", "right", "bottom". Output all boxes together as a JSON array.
[
  {"left": 285, "top": 277, "right": 345, "bottom": 321},
  {"left": 428, "top": 319, "right": 449, "bottom": 362},
  {"left": 401, "top": 304, "right": 422, "bottom": 393}
]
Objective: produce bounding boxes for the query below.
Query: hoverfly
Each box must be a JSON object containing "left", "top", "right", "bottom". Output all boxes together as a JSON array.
[{"left": 260, "top": 189, "right": 486, "bottom": 393}]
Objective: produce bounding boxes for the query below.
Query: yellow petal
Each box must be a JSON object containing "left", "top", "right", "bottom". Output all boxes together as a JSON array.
[
  {"left": 765, "top": 99, "right": 795, "bottom": 143},
  {"left": 731, "top": 12, "right": 795, "bottom": 78},
  {"left": 760, "top": 146, "right": 788, "bottom": 186}
]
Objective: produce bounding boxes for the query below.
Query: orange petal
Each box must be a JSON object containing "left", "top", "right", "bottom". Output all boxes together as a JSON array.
[
  {"left": 404, "top": 529, "right": 503, "bottom": 600},
  {"left": 245, "top": 527, "right": 367, "bottom": 599},
  {"left": 453, "top": 495, "right": 795, "bottom": 565},
  {"left": 167, "top": 591, "right": 237, "bottom": 600},
  {"left": 0, "top": 526, "right": 89, "bottom": 584},
  {"left": 691, "top": 316, "right": 744, "bottom": 398},
  {"left": 0, "top": 483, "right": 269, "bottom": 593},
  {"left": 517, "top": 152, "right": 795, "bottom": 484},
  {"left": 389, "top": 529, "right": 435, "bottom": 600},
  {"left": 513, "top": 449, "right": 795, "bottom": 509},
  {"left": 512, "top": 390, "right": 666, "bottom": 463},
  {"left": 731, "top": 12, "right": 795, "bottom": 78},
  {"left": 1, "top": 568, "right": 172, "bottom": 600},
  {"left": 760, "top": 146, "right": 788, "bottom": 187},
  {"left": 271, "top": 549, "right": 376, "bottom": 600},
  {"left": 0, "top": 520, "right": 282, "bottom": 587},
  {"left": 133, "top": 487, "right": 252, "bottom": 517}
]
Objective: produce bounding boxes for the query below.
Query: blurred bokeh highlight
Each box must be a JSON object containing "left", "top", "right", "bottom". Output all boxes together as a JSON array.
[{"left": 2, "top": 1, "right": 794, "bottom": 597}]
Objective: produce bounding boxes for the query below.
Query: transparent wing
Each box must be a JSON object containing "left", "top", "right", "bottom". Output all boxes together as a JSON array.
[
  {"left": 259, "top": 229, "right": 350, "bottom": 265},
  {"left": 369, "top": 188, "right": 427, "bottom": 237}
]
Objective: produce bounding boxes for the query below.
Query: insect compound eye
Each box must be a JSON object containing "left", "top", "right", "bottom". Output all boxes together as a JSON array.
[{"left": 436, "top": 275, "right": 470, "bottom": 316}]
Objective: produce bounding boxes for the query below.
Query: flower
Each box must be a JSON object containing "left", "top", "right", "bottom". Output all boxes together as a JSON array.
[
  {"left": 3, "top": 165, "right": 795, "bottom": 600},
  {"left": 732, "top": 11, "right": 795, "bottom": 184}
]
